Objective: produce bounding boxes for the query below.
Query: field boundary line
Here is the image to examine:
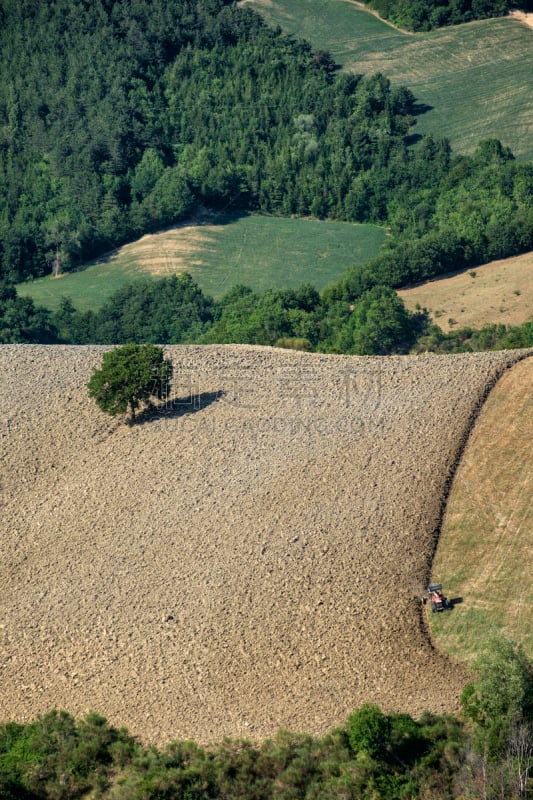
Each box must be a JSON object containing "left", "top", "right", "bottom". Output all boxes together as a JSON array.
[
  {"left": 340, "top": 0, "right": 414, "bottom": 34},
  {"left": 420, "top": 351, "right": 533, "bottom": 650}
]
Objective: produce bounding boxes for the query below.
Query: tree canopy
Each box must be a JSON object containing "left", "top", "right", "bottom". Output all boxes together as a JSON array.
[
  {"left": 87, "top": 343, "right": 173, "bottom": 420},
  {"left": 461, "top": 635, "right": 533, "bottom": 758},
  {"left": 3, "top": 0, "right": 531, "bottom": 289},
  {"left": 367, "top": 0, "right": 509, "bottom": 31},
  {"left": 1, "top": 0, "right": 532, "bottom": 355}
]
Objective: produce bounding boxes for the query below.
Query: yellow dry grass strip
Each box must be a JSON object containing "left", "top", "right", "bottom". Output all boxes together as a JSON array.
[
  {"left": 93, "top": 216, "right": 224, "bottom": 277},
  {"left": 431, "top": 356, "right": 533, "bottom": 661},
  {"left": 398, "top": 251, "right": 533, "bottom": 331},
  {"left": 509, "top": 10, "right": 533, "bottom": 29}
]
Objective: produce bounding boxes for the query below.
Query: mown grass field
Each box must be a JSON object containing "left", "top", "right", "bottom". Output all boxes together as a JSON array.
[
  {"left": 429, "top": 356, "right": 533, "bottom": 662},
  {"left": 17, "top": 214, "right": 386, "bottom": 311},
  {"left": 398, "top": 251, "right": 533, "bottom": 331},
  {"left": 243, "top": 0, "right": 533, "bottom": 161}
]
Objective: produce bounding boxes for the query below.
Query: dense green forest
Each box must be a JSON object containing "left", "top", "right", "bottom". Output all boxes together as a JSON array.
[
  {"left": 0, "top": 0, "right": 421, "bottom": 282},
  {"left": 1, "top": 0, "right": 532, "bottom": 351},
  {"left": 1, "top": 636, "right": 531, "bottom": 799}
]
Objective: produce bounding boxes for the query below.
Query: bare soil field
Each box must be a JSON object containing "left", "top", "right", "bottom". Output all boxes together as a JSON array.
[
  {"left": 398, "top": 251, "right": 533, "bottom": 331},
  {"left": 0, "top": 345, "right": 530, "bottom": 746}
]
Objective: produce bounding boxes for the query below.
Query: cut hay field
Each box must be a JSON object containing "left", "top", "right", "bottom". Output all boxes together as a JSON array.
[
  {"left": 243, "top": 0, "right": 533, "bottom": 161},
  {"left": 17, "top": 214, "right": 386, "bottom": 312},
  {"left": 1, "top": 344, "right": 531, "bottom": 745},
  {"left": 398, "top": 250, "right": 533, "bottom": 331},
  {"left": 430, "top": 356, "right": 533, "bottom": 661}
]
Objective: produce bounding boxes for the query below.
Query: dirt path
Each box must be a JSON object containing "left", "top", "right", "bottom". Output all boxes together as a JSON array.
[
  {"left": 343, "top": 0, "right": 413, "bottom": 34},
  {"left": 0, "top": 345, "right": 528, "bottom": 745}
]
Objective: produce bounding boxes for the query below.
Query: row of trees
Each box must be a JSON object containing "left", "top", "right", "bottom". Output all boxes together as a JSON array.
[
  {"left": 0, "top": 281, "right": 57, "bottom": 344},
  {"left": 413, "top": 320, "right": 533, "bottom": 353},
  {"left": 2, "top": 272, "right": 532, "bottom": 354},
  {"left": 0, "top": 274, "right": 428, "bottom": 355},
  {"left": 0, "top": 636, "right": 531, "bottom": 799}
]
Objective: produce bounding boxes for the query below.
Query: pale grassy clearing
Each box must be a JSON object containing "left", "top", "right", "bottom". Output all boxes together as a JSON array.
[
  {"left": 17, "top": 213, "right": 386, "bottom": 310},
  {"left": 105, "top": 225, "right": 211, "bottom": 276},
  {"left": 430, "top": 356, "right": 533, "bottom": 662},
  {"left": 398, "top": 251, "right": 533, "bottom": 331},
  {"left": 16, "top": 219, "right": 215, "bottom": 312}
]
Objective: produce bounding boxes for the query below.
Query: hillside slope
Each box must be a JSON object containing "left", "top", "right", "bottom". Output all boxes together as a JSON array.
[
  {"left": 16, "top": 215, "right": 386, "bottom": 311},
  {"left": 245, "top": 0, "right": 533, "bottom": 160},
  {"left": 398, "top": 251, "right": 533, "bottom": 331},
  {"left": 0, "top": 346, "right": 529, "bottom": 745},
  {"left": 431, "top": 356, "right": 533, "bottom": 658}
]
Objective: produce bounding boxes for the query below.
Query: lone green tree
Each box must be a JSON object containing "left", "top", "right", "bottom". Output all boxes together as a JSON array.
[{"left": 87, "top": 344, "right": 173, "bottom": 421}]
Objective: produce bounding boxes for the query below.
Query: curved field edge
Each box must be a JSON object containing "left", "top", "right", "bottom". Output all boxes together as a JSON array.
[
  {"left": 16, "top": 215, "right": 386, "bottom": 312},
  {"left": 243, "top": 0, "right": 533, "bottom": 161},
  {"left": 430, "top": 355, "right": 533, "bottom": 661},
  {"left": 0, "top": 345, "right": 530, "bottom": 745},
  {"left": 398, "top": 250, "right": 533, "bottom": 332}
]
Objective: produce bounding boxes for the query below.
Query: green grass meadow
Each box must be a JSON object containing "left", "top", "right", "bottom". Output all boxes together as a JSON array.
[
  {"left": 245, "top": 0, "right": 533, "bottom": 161},
  {"left": 186, "top": 214, "right": 386, "bottom": 298},
  {"left": 17, "top": 255, "right": 148, "bottom": 313},
  {"left": 18, "top": 215, "right": 386, "bottom": 311}
]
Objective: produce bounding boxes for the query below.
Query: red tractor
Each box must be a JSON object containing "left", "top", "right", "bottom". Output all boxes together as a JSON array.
[{"left": 428, "top": 583, "right": 450, "bottom": 612}]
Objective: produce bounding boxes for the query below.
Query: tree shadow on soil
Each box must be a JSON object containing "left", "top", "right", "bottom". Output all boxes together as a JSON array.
[{"left": 133, "top": 390, "right": 225, "bottom": 425}]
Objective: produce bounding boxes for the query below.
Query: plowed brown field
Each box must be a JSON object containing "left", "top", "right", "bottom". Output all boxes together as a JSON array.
[{"left": 0, "top": 345, "right": 530, "bottom": 745}]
